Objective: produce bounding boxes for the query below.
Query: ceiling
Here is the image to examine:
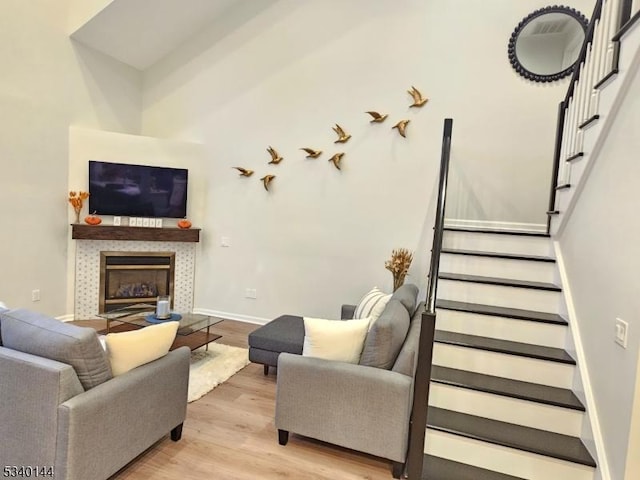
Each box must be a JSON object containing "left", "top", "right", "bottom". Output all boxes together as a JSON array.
[{"left": 70, "top": 0, "right": 239, "bottom": 70}]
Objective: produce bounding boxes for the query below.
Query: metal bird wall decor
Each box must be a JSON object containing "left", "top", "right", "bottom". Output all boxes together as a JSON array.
[
  {"left": 267, "top": 146, "right": 283, "bottom": 164},
  {"left": 300, "top": 147, "right": 322, "bottom": 158},
  {"left": 232, "top": 167, "right": 254, "bottom": 177},
  {"left": 408, "top": 86, "right": 428, "bottom": 107},
  {"left": 260, "top": 174, "right": 276, "bottom": 191},
  {"left": 328, "top": 152, "right": 345, "bottom": 170},
  {"left": 365, "top": 111, "right": 388, "bottom": 123},
  {"left": 393, "top": 119, "right": 410, "bottom": 138},
  {"left": 332, "top": 124, "right": 351, "bottom": 143}
]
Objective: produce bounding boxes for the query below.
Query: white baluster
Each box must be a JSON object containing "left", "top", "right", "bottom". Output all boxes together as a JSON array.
[{"left": 592, "top": 17, "right": 604, "bottom": 86}]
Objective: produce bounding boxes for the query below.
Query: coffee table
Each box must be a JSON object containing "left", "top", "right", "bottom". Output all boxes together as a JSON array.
[{"left": 97, "top": 304, "right": 223, "bottom": 351}]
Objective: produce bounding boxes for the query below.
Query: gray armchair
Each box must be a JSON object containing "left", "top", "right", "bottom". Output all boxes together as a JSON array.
[
  {"left": 0, "top": 308, "right": 190, "bottom": 480},
  {"left": 275, "top": 294, "right": 423, "bottom": 478}
]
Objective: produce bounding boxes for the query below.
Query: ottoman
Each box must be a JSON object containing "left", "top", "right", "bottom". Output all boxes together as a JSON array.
[{"left": 248, "top": 315, "right": 304, "bottom": 375}]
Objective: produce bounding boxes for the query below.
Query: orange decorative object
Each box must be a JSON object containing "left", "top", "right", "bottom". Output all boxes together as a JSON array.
[
  {"left": 84, "top": 213, "right": 102, "bottom": 225},
  {"left": 177, "top": 219, "right": 192, "bottom": 229},
  {"left": 68, "top": 190, "right": 89, "bottom": 224}
]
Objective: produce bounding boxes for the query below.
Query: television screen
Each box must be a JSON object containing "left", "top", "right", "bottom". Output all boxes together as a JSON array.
[{"left": 88, "top": 160, "right": 188, "bottom": 218}]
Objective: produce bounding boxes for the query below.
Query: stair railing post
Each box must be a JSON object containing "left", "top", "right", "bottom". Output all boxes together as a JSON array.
[{"left": 406, "top": 118, "right": 453, "bottom": 479}]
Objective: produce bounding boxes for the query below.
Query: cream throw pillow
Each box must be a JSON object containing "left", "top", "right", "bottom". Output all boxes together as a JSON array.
[
  {"left": 353, "top": 287, "right": 391, "bottom": 323},
  {"left": 302, "top": 317, "right": 370, "bottom": 364},
  {"left": 105, "top": 321, "right": 179, "bottom": 376}
]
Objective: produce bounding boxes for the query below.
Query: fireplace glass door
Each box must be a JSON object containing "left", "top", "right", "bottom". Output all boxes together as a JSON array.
[{"left": 99, "top": 252, "right": 175, "bottom": 313}]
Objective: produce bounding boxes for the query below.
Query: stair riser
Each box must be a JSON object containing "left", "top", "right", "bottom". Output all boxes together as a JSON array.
[
  {"left": 424, "top": 430, "right": 594, "bottom": 480},
  {"left": 429, "top": 383, "right": 583, "bottom": 436},
  {"left": 438, "top": 279, "right": 561, "bottom": 313},
  {"left": 436, "top": 309, "right": 567, "bottom": 349},
  {"left": 433, "top": 343, "right": 574, "bottom": 389},
  {"left": 440, "top": 254, "right": 556, "bottom": 283},
  {"left": 443, "top": 232, "right": 554, "bottom": 257}
]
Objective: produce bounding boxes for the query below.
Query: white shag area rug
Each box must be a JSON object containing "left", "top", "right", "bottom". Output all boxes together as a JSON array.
[{"left": 188, "top": 343, "right": 250, "bottom": 403}]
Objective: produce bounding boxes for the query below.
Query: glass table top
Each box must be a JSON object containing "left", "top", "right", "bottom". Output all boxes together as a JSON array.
[{"left": 97, "top": 304, "right": 222, "bottom": 336}]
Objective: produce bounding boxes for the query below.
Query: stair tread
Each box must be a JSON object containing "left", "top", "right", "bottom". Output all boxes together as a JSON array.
[
  {"left": 441, "top": 248, "right": 556, "bottom": 262},
  {"left": 427, "top": 407, "right": 596, "bottom": 467},
  {"left": 439, "top": 272, "right": 561, "bottom": 291},
  {"left": 422, "top": 455, "right": 525, "bottom": 480},
  {"left": 434, "top": 330, "right": 576, "bottom": 364},
  {"left": 436, "top": 299, "right": 568, "bottom": 325},
  {"left": 431, "top": 365, "right": 585, "bottom": 411},
  {"left": 443, "top": 227, "right": 550, "bottom": 237}
]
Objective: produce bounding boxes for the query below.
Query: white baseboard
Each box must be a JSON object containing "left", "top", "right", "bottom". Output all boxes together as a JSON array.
[
  {"left": 57, "top": 314, "right": 76, "bottom": 322},
  {"left": 554, "top": 241, "right": 610, "bottom": 480},
  {"left": 193, "top": 308, "right": 270, "bottom": 325},
  {"left": 444, "top": 218, "right": 547, "bottom": 233}
]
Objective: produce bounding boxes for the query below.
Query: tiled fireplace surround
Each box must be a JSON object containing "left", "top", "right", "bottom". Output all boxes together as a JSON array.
[{"left": 74, "top": 239, "right": 196, "bottom": 319}]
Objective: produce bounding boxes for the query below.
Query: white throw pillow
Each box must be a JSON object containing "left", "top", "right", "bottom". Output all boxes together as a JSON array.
[
  {"left": 105, "top": 321, "right": 179, "bottom": 376},
  {"left": 353, "top": 287, "right": 391, "bottom": 323},
  {"left": 302, "top": 317, "right": 370, "bottom": 364}
]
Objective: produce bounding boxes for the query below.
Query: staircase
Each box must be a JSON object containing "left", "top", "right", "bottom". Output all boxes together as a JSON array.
[{"left": 421, "top": 227, "right": 596, "bottom": 480}]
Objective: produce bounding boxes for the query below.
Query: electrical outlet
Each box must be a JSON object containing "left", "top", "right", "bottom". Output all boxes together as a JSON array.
[
  {"left": 31, "top": 289, "right": 40, "bottom": 302},
  {"left": 615, "top": 318, "right": 629, "bottom": 348},
  {"left": 221, "top": 236, "right": 231, "bottom": 247},
  {"left": 245, "top": 288, "right": 257, "bottom": 299}
]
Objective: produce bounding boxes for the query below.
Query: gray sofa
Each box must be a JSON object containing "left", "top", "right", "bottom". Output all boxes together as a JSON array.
[
  {"left": 0, "top": 307, "right": 190, "bottom": 480},
  {"left": 275, "top": 284, "right": 423, "bottom": 478}
]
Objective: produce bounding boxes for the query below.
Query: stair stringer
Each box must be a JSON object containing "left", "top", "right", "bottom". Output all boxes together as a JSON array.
[{"left": 554, "top": 241, "right": 611, "bottom": 480}]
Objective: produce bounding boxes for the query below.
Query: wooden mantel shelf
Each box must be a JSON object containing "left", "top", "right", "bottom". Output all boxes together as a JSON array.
[{"left": 71, "top": 224, "right": 200, "bottom": 242}]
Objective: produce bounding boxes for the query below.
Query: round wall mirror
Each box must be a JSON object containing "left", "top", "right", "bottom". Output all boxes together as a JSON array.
[{"left": 508, "top": 5, "right": 588, "bottom": 82}]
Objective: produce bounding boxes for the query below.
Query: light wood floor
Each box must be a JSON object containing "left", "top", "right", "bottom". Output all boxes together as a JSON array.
[{"left": 73, "top": 319, "right": 394, "bottom": 479}]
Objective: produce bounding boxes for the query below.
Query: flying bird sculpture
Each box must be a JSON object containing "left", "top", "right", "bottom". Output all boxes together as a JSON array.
[
  {"left": 332, "top": 124, "right": 351, "bottom": 143},
  {"left": 392, "top": 119, "right": 410, "bottom": 138},
  {"left": 365, "top": 111, "right": 389, "bottom": 123},
  {"left": 267, "top": 146, "right": 283, "bottom": 164},
  {"left": 260, "top": 174, "right": 276, "bottom": 191},
  {"left": 300, "top": 147, "right": 322, "bottom": 158},
  {"left": 232, "top": 167, "right": 254, "bottom": 177},
  {"left": 408, "top": 86, "right": 428, "bottom": 107},
  {"left": 328, "top": 152, "right": 345, "bottom": 170}
]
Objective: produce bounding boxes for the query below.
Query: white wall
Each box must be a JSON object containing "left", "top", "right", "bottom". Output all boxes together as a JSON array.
[
  {"left": 558, "top": 59, "right": 640, "bottom": 480},
  {"left": 141, "top": 0, "right": 593, "bottom": 320},
  {"left": 0, "top": 0, "right": 141, "bottom": 315},
  {"left": 67, "top": 0, "right": 114, "bottom": 34},
  {"left": 624, "top": 347, "right": 640, "bottom": 479},
  {"left": 66, "top": 127, "right": 207, "bottom": 315}
]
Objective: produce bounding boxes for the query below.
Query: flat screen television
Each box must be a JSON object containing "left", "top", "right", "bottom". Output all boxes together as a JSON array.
[{"left": 88, "top": 160, "right": 188, "bottom": 218}]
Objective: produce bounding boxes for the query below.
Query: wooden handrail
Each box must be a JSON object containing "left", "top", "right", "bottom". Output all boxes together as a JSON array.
[{"left": 564, "top": 0, "right": 604, "bottom": 105}]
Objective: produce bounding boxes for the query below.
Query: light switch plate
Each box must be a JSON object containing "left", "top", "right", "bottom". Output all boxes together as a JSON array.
[{"left": 615, "top": 318, "right": 629, "bottom": 348}]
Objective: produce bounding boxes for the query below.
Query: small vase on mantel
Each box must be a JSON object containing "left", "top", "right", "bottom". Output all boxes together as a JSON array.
[{"left": 68, "top": 191, "right": 89, "bottom": 224}]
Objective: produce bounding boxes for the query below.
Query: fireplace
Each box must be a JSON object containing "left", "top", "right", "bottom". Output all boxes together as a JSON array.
[{"left": 99, "top": 251, "right": 175, "bottom": 313}]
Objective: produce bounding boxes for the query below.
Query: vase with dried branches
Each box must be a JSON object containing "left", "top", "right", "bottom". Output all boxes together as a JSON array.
[
  {"left": 385, "top": 248, "right": 413, "bottom": 292},
  {"left": 68, "top": 191, "right": 89, "bottom": 224}
]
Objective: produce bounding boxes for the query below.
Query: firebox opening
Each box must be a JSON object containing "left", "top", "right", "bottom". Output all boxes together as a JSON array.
[{"left": 99, "top": 251, "right": 175, "bottom": 313}]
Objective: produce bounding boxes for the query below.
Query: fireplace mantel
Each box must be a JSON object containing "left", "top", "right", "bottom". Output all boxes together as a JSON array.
[{"left": 72, "top": 225, "right": 200, "bottom": 242}]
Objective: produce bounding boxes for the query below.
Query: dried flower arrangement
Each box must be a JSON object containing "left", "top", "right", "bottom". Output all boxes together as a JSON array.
[
  {"left": 68, "top": 191, "right": 89, "bottom": 224},
  {"left": 385, "top": 248, "right": 413, "bottom": 292}
]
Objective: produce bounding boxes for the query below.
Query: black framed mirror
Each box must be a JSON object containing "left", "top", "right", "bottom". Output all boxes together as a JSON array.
[{"left": 508, "top": 5, "right": 589, "bottom": 82}]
